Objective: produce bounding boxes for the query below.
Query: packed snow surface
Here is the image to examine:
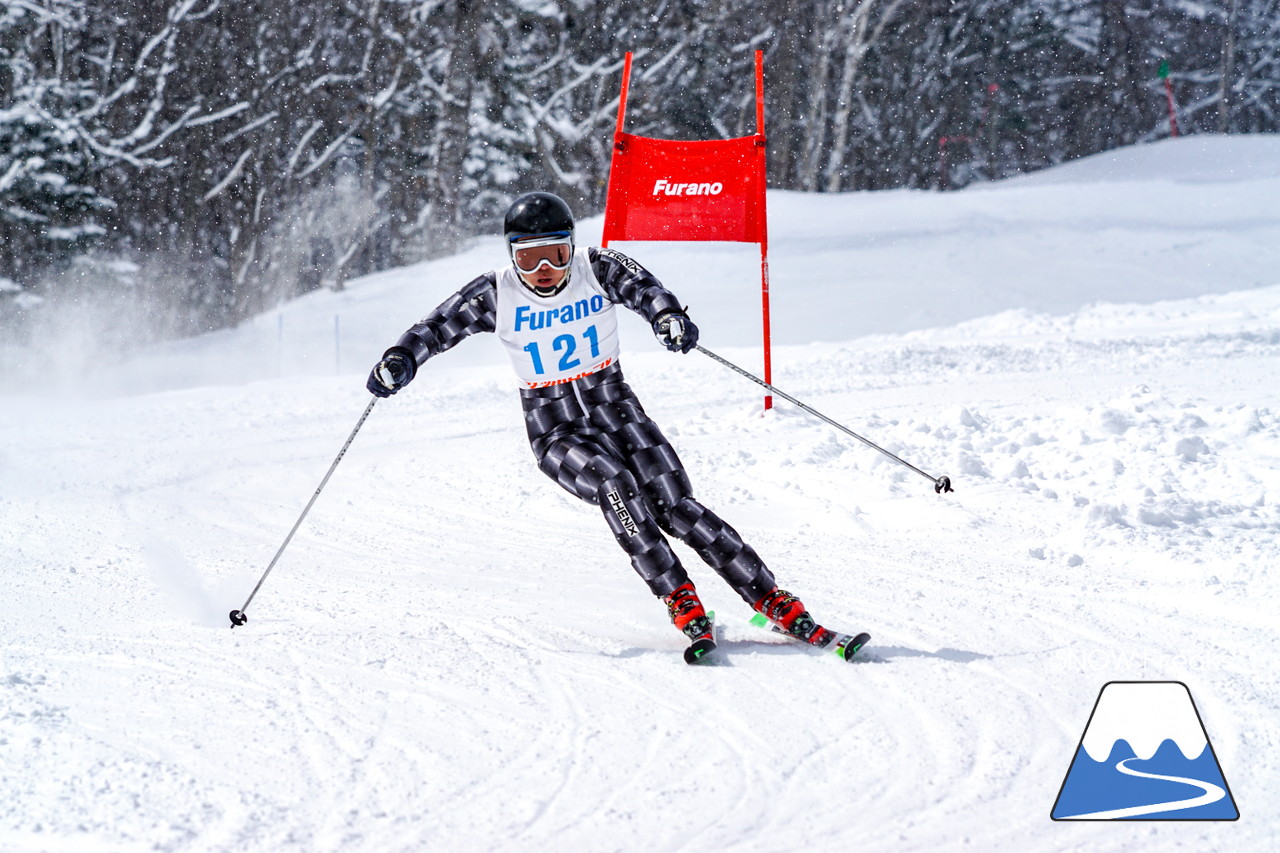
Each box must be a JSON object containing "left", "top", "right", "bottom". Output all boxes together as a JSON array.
[{"left": 2, "top": 136, "right": 1278, "bottom": 851}]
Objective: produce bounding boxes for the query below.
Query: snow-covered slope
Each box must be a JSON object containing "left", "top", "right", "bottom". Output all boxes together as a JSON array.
[{"left": 2, "top": 136, "right": 1278, "bottom": 851}]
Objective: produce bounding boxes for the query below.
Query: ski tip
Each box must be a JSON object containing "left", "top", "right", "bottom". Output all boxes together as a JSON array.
[
  {"left": 684, "top": 637, "right": 718, "bottom": 665},
  {"left": 836, "top": 632, "right": 872, "bottom": 661}
]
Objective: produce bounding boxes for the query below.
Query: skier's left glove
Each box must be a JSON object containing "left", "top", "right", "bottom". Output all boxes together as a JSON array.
[
  {"left": 653, "top": 309, "right": 699, "bottom": 354},
  {"left": 366, "top": 347, "right": 417, "bottom": 397}
]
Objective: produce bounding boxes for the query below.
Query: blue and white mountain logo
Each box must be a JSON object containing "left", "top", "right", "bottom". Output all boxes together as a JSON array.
[{"left": 1052, "top": 681, "right": 1239, "bottom": 820}]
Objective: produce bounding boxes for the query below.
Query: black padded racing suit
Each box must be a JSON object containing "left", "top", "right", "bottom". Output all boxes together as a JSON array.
[{"left": 388, "top": 248, "right": 777, "bottom": 604}]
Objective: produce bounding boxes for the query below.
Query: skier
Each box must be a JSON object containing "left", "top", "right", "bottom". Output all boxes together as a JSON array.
[{"left": 367, "top": 191, "right": 861, "bottom": 662}]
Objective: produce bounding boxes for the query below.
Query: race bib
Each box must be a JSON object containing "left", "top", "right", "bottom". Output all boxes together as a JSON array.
[{"left": 495, "top": 250, "right": 621, "bottom": 388}]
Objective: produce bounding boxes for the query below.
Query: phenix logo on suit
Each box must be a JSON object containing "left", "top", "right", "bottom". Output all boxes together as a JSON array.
[{"left": 606, "top": 489, "right": 640, "bottom": 537}]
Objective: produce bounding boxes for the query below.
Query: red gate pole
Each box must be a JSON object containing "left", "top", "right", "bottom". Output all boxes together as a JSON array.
[
  {"left": 755, "top": 50, "right": 773, "bottom": 412},
  {"left": 615, "top": 52, "right": 633, "bottom": 140},
  {"left": 602, "top": 52, "right": 633, "bottom": 250}
]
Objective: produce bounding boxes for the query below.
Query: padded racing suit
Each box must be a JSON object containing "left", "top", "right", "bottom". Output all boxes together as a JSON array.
[{"left": 386, "top": 247, "right": 777, "bottom": 604}]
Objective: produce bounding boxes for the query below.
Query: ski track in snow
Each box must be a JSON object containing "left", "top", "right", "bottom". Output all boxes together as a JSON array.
[
  {"left": 4, "top": 308, "right": 1275, "bottom": 851},
  {"left": 4, "top": 138, "right": 1280, "bottom": 852}
]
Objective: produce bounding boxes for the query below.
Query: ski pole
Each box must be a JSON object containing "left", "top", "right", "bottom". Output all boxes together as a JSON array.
[
  {"left": 695, "top": 345, "right": 953, "bottom": 494},
  {"left": 229, "top": 396, "right": 379, "bottom": 628}
]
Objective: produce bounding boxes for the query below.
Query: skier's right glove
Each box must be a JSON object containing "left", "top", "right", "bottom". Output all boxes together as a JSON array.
[{"left": 366, "top": 348, "right": 417, "bottom": 397}]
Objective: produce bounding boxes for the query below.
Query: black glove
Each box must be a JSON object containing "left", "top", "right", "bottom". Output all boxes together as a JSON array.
[
  {"left": 366, "top": 348, "right": 417, "bottom": 397},
  {"left": 652, "top": 309, "right": 699, "bottom": 354}
]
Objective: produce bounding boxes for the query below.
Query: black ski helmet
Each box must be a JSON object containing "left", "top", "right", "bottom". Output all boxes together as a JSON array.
[
  {"left": 503, "top": 192, "right": 575, "bottom": 296},
  {"left": 504, "top": 192, "right": 575, "bottom": 246}
]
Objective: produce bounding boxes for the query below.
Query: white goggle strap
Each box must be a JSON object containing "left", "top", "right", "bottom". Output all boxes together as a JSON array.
[{"left": 510, "top": 234, "right": 571, "bottom": 250}]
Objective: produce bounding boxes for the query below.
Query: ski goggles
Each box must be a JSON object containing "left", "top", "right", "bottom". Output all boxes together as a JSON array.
[{"left": 509, "top": 233, "right": 573, "bottom": 274}]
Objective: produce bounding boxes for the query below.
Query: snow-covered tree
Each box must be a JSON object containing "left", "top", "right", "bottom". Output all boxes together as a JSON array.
[
  {"left": 5, "top": 0, "right": 1280, "bottom": 334},
  {"left": 1, "top": 3, "right": 107, "bottom": 281},
  {"left": 1220, "top": 0, "right": 1280, "bottom": 132},
  {"left": 2, "top": 0, "right": 219, "bottom": 288}
]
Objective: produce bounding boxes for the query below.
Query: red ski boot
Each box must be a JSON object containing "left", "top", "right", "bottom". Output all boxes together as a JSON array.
[
  {"left": 752, "top": 587, "right": 871, "bottom": 661},
  {"left": 664, "top": 582, "right": 716, "bottom": 664},
  {"left": 753, "top": 587, "right": 831, "bottom": 646}
]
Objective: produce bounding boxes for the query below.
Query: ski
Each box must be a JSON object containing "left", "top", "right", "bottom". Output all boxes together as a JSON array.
[
  {"left": 749, "top": 612, "right": 871, "bottom": 662},
  {"left": 684, "top": 610, "right": 723, "bottom": 665}
]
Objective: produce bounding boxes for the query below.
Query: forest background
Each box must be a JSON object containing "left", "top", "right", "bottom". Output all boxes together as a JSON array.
[{"left": 2, "top": 0, "right": 1277, "bottom": 340}]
